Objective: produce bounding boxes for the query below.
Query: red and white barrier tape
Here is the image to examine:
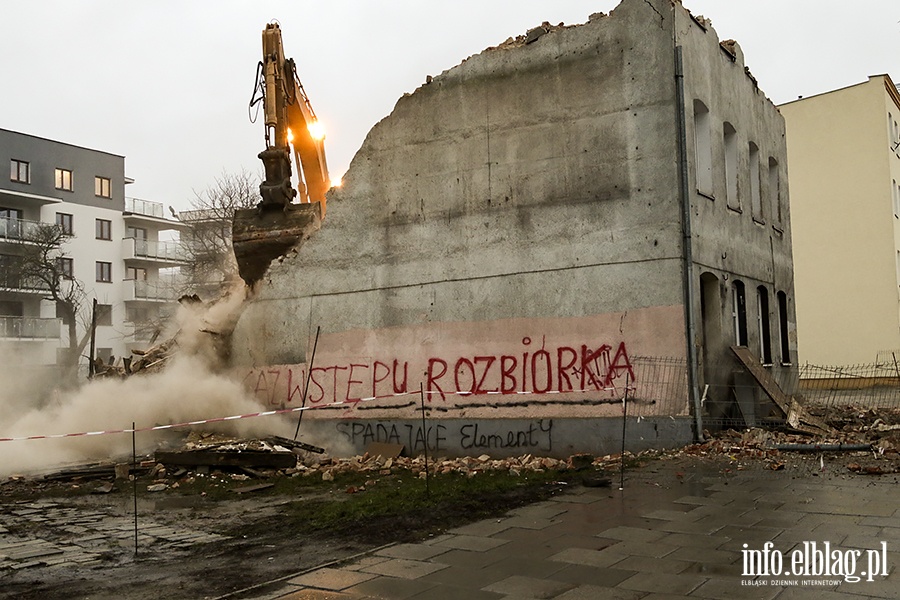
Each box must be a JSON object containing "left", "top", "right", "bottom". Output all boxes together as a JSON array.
[{"left": 0, "top": 386, "right": 627, "bottom": 442}]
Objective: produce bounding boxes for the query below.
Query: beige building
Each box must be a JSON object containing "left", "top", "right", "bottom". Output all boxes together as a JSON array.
[{"left": 781, "top": 75, "right": 900, "bottom": 365}]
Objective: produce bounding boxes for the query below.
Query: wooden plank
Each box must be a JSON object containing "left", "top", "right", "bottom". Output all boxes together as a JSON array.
[
  {"left": 730, "top": 346, "right": 791, "bottom": 415},
  {"left": 266, "top": 435, "right": 325, "bottom": 454},
  {"left": 155, "top": 450, "right": 297, "bottom": 469},
  {"left": 731, "top": 346, "right": 832, "bottom": 435},
  {"left": 231, "top": 483, "right": 275, "bottom": 494}
]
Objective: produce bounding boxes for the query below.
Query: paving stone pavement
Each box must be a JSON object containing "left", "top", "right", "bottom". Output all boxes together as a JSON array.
[
  {"left": 249, "top": 467, "right": 898, "bottom": 600},
  {"left": 0, "top": 499, "right": 227, "bottom": 571}
]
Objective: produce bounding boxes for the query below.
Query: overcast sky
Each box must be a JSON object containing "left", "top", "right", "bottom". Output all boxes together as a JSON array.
[{"left": 2, "top": 1, "right": 899, "bottom": 212}]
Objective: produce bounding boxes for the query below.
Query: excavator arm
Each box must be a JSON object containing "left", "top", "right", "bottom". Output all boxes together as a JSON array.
[{"left": 233, "top": 23, "right": 330, "bottom": 285}]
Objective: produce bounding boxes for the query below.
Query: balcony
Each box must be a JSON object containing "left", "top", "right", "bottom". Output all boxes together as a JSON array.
[
  {"left": 0, "top": 272, "right": 50, "bottom": 294},
  {"left": 0, "top": 316, "right": 61, "bottom": 340},
  {"left": 124, "top": 197, "right": 189, "bottom": 231},
  {"left": 123, "top": 279, "right": 178, "bottom": 302},
  {"left": 0, "top": 217, "right": 45, "bottom": 244},
  {"left": 122, "top": 238, "right": 188, "bottom": 266},
  {"left": 125, "top": 197, "right": 165, "bottom": 218}
]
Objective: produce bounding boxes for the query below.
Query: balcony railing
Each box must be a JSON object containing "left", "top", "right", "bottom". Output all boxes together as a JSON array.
[
  {"left": 0, "top": 316, "right": 61, "bottom": 339},
  {"left": 124, "top": 279, "right": 178, "bottom": 302},
  {"left": 125, "top": 197, "right": 165, "bottom": 219},
  {"left": 178, "top": 208, "right": 231, "bottom": 223},
  {"left": 0, "top": 217, "right": 44, "bottom": 242},
  {"left": 123, "top": 238, "right": 187, "bottom": 263},
  {"left": 0, "top": 271, "right": 50, "bottom": 292}
]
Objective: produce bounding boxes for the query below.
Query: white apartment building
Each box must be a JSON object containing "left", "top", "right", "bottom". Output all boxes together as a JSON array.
[
  {"left": 0, "top": 128, "right": 187, "bottom": 370},
  {"left": 781, "top": 75, "right": 900, "bottom": 365}
]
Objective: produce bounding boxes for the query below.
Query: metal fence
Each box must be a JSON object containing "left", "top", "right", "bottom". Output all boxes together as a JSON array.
[
  {"left": 797, "top": 362, "right": 900, "bottom": 409},
  {"left": 626, "top": 356, "right": 690, "bottom": 416}
]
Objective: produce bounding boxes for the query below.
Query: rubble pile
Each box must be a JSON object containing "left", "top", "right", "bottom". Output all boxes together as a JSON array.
[
  {"left": 90, "top": 338, "right": 177, "bottom": 378},
  {"left": 676, "top": 404, "right": 900, "bottom": 474},
  {"left": 289, "top": 452, "right": 576, "bottom": 481}
]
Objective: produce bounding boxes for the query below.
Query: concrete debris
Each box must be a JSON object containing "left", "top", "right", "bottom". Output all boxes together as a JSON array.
[
  {"left": 689, "top": 12, "right": 712, "bottom": 29},
  {"left": 720, "top": 39, "right": 737, "bottom": 58},
  {"left": 93, "top": 338, "right": 177, "bottom": 378},
  {"left": 676, "top": 404, "right": 900, "bottom": 474},
  {"left": 493, "top": 21, "right": 574, "bottom": 50}
]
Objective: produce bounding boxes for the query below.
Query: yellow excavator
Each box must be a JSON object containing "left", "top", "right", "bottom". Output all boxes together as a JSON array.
[{"left": 232, "top": 23, "right": 330, "bottom": 285}]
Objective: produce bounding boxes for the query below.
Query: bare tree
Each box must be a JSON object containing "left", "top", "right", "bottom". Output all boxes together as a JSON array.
[
  {"left": 4, "top": 223, "right": 86, "bottom": 369},
  {"left": 179, "top": 169, "right": 260, "bottom": 297}
]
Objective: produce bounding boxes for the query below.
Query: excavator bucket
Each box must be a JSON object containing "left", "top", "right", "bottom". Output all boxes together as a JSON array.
[{"left": 232, "top": 202, "right": 321, "bottom": 286}]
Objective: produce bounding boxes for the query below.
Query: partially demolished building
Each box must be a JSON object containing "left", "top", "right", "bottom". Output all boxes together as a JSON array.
[{"left": 232, "top": 0, "right": 797, "bottom": 456}]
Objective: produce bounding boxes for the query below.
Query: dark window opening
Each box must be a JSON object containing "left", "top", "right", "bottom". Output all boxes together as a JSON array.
[
  {"left": 777, "top": 291, "right": 790, "bottom": 364},
  {"left": 732, "top": 281, "right": 748, "bottom": 346},
  {"left": 757, "top": 286, "right": 772, "bottom": 365}
]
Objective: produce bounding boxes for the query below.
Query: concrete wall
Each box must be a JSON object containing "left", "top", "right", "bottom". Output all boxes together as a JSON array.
[
  {"left": 231, "top": 0, "right": 796, "bottom": 453},
  {"left": 781, "top": 76, "right": 900, "bottom": 365},
  {"left": 674, "top": 11, "right": 797, "bottom": 415}
]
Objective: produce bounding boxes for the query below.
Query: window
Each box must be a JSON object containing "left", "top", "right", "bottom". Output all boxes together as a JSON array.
[
  {"left": 95, "top": 176, "right": 112, "bottom": 198},
  {"left": 96, "top": 261, "right": 112, "bottom": 283},
  {"left": 127, "top": 226, "right": 147, "bottom": 254},
  {"left": 95, "top": 218, "right": 112, "bottom": 240},
  {"left": 890, "top": 113, "right": 900, "bottom": 153},
  {"left": 893, "top": 121, "right": 900, "bottom": 152},
  {"left": 0, "top": 207, "right": 23, "bottom": 239},
  {"left": 126, "top": 226, "right": 147, "bottom": 240},
  {"left": 0, "top": 300, "right": 24, "bottom": 317},
  {"left": 895, "top": 181, "right": 900, "bottom": 218},
  {"left": 126, "top": 305, "right": 152, "bottom": 324},
  {"left": 55, "top": 168, "right": 73, "bottom": 191},
  {"left": 896, "top": 250, "right": 900, "bottom": 289},
  {"left": 777, "top": 291, "right": 790, "bottom": 364},
  {"left": 57, "top": 257, "right": 74, "bottom": 279},
  {"left": 723, "top": 122, "right": 739, "bottom": 210},
  {"left": 56, "top": 212, "right": 74, "bottom": 236},
  {"left": 757, "top": 286, "right": 772, "bottom": 365},
  {"left": 0, "top": 207, "right": 22, "bottom": 220},
  {"left": 95, "top": 304, "right": 113, "bottom": 326},
  {"left": 749, "top": 142, "right": 762, "bottom": 222},
  {"left": 96, "top": 347, "right": 113, "bottom": 365},
  {"left": 768, "top": 157, "right": 781, "bottom": 224},
  {"left": 10, "top": 159, "right": 29, "bottom": 183},
  {"left": 125, "top": 266, "right": 147, "bottom": 281},
  {"left": 693, "top": 100, "right": 713, "bottom": 196},
  {"left": 732, "top": 281, "right": 748, "bottom": 346}
]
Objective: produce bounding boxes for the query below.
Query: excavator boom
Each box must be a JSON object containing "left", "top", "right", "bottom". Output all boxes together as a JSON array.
[{"left": 233, "top": 23, "right": 330, "bottom": 285}]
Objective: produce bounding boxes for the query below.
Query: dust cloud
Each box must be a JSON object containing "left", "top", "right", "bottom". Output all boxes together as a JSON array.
[{"left": 0, "top": 287, "right": 299, "bottom": 478}]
